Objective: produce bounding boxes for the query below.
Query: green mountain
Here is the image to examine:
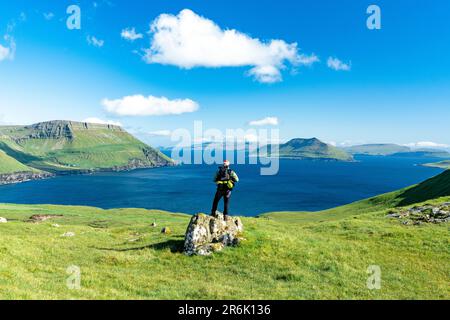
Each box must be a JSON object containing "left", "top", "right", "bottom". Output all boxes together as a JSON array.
[
  {"left": 0, "top": 120, "right": 173, "bottom": 183},
  {"left": 266, "top": 138, "right": 353, "bottom": 161},
  {"left": 345, "top": 144, "right": 410, "bottom": 156}
]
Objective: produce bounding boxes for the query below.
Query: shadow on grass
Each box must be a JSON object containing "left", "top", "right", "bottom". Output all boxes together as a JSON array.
[
  {"left": 395, "top": 170, "right": 450, "bottom": 207},
  {"left": 95, "top": 239, "right": 185, "bottom": 253}
]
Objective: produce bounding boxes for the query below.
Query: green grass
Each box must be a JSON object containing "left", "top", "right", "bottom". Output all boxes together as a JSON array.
[
  {"left": 263, "top": 170, "right": 450, "bottom": 223},
  {"left": 0, "top": 150, "right": 39, "bottom": 174},
  {"left": 1, "top": 169, "right": 449, "bottom": 299},
  {"left": 0, "top": 196, "right": 448, "bottom": 299}
]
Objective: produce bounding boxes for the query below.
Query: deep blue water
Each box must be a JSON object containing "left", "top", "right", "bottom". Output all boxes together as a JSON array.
[{"left": 0, "top": 156, "right": 444, "bottom": 216}]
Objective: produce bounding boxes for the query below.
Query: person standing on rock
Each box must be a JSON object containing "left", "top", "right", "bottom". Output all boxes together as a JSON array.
[{"left": 211, "top": 160, "right": 239, "bottom": 219}]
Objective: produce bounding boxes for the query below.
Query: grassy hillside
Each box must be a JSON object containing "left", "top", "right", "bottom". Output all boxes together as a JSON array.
[
  {"left": 267, "top": 138, "right": 353, "bottom": 161},
  {"left": 0, "top": 150, "right": 39, "bottom": 174},
  {"left": 0, "top": 121, "right": 173, "bottom": 175},
  {"left": 263, "top": 169, "right": 450, "bottom": 223},
  {"left": 0, "top": 198, "right": 448, "bottom": 299},
  {"left": 345, "top": 144, "right": 410, "bottom": 156},
  {"left": 1, "top": 171, "right": 449, "bottom": 299}
]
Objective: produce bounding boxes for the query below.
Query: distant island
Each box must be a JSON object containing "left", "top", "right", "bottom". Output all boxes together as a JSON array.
[
  {"left": 264, "top": 138, "right": 354, "bottom": 162},
  {"left": 344, "top": 143, "right": 450, "bottom": 158},
  {"left": 0, "top": 120, "right": 174, "bottom": 185},
  {"left": 344, "top": 144, "right": 410, "bottom": 156},
  {"left": 422, "top": 160, "right": 450, "bottom": 169}
]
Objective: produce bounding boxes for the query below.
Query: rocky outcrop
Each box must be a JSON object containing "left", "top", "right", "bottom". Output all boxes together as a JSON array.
[
  {"left": 109, "top": 154, "right": 175, "bottom": 172},
  {"left": 0, "top": 171, "right": 54, "bottom": 185},
  {"left": 184, "top": 212, "right": 244, "bottom": 256},
  {"left": 387, "top": 202, "right": 450, "bottom": 225},
  {"left": 25, "top": 120, "right": 125, "bottom": 140}
]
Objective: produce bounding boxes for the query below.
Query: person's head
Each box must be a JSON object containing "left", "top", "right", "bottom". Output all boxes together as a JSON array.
[{"left": 223, "top": 160, "right": 230, "bottom": 168}]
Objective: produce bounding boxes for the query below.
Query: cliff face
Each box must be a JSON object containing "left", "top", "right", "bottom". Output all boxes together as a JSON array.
[
  {"left": 0, "top": 120, "right": 174, "bottom": 184},
  {"left": 25, "top": 120, "right": 125, "bottom": 140},
  {"left": 27, "top": 121, "right": 75, "bottom": 140}
]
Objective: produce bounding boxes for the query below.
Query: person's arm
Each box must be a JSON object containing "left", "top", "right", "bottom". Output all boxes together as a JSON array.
[
  {"left": 230, "top": 171, "right": 239, "bottom": 182},
  {"left": 213, "top": 170, "right": 219, "bottom": 183}
]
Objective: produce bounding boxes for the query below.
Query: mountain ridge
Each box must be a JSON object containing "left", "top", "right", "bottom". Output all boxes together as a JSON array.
[
  {"left": 344, "top": 143, "right": 410, "bottom": 156},
  {"left": 0, "top": 120, "right": 174, "bottom": 184},
  {"left": 344, "top": 143, "right": 450, "bottom": 158}
]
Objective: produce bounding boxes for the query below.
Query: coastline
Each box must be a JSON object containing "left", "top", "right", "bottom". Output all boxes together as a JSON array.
[{"left": 0, "top": 162, "right": 176, "bottom": 186}]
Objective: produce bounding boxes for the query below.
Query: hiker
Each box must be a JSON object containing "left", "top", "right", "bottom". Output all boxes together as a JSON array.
[{"left": 211, "top": 160, "right": 239, "bottom": 218}]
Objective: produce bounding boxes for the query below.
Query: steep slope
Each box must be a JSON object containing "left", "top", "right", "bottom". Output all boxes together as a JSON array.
[
  {"left": 345, "top": 144, "right": 410, "bottom": 156},
  {"left": 0, "top": 120, "right": 174, "bottom": 177},
  {"left": 0, "top": 150, "right": 52, "bottom": 185},
  {"left": 266, "top": 138, "right": 353, "bottom": 161},
  {"left": 263, "top": 169, "right": 450, "bottom": 223},
  {"left": 0, "top": 150, "right": 36, "bottom": 174}
]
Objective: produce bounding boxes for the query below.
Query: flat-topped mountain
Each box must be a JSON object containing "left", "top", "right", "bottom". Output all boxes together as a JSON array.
[
  {"left": 392, "top": 149, "right": 450, "bottom": 158},
  {"left": 265, "top": 137, "right": 354, "bottom": 161},
  {"left": 344, "top": 143, "right": 450, "bottom": 158},
  {"left": 0, "top": 120, "right": 174, "bottom": 184},
  {"left": 345, "top": 144, "right": 410, "bottom": 156}
]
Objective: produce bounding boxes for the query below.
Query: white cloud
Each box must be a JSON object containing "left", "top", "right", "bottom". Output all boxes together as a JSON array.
[
  {"left": 87, "top": 35, "right": 104, "bottom": 47},
  {"left": 404, "top": 141, "right": 449, "bottom": 149},
  {"left": 248, "top": 117, "right": 279, "bottom": 126},
  {"left": 82, "top": 117, "right": 122, "bottom": 127},
  {"left": 0, "top": 44, "right": 10, "bottom": 61},
  {"left": 148, "top": 130, "right": 172, "bottom": 137},
  {"left": 102, "top": 94, "right": 199, "bottom": 116},
  {"left": 144, "top": 9, "right": 318, "bottom": 83},
  {"left": 43, "top": 12, "right": 55, "bottom": 20},
  {"left": 327, "top": 56, "right": 351, "bottom": 71},
  {"left": 121, "top": 27, "right": 143, "bottom": 41},
  {"left": 0, "top": 35, "right": 16, "bottom": 61}
]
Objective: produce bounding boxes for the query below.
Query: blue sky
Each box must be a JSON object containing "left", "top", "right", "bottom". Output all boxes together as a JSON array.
[{"left": 0, "top": 0, "right": 449, "bottom": 148}]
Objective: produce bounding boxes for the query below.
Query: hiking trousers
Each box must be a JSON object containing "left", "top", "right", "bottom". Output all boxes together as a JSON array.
[{"left": 211, "top": 188, "right": 232, "bottom": 216}]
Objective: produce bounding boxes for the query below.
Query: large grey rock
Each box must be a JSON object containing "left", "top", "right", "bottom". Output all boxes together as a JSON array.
[{"left": 184, "top": 212, "right": 244, "bottom": 256}]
